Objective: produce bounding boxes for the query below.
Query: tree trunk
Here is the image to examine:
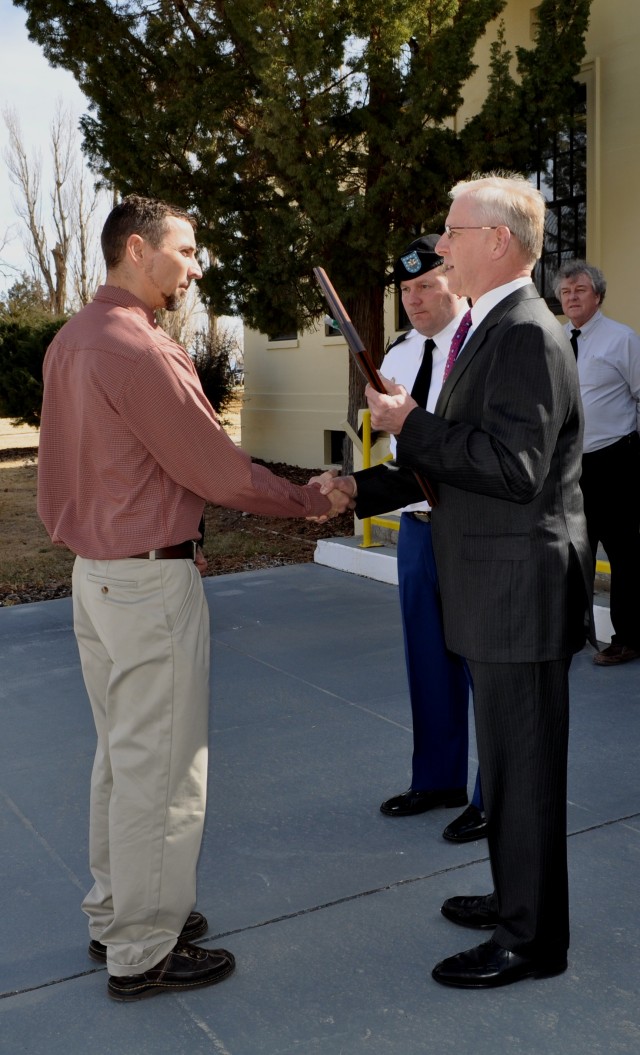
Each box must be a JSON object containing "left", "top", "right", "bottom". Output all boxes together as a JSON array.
[{"left": 51, "top": 243, "right": 67, "bottom": 316}]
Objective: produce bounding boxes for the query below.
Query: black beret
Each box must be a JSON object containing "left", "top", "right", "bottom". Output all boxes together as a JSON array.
[{"left": 394, "top": 234, "right": 443, "bottom": 285}]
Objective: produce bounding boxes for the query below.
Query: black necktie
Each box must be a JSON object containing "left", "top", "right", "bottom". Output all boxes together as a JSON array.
[
  {"left": 570, "top": 328, "right": 581, "bottom": 359},
  {"left": 410, "top": 339, "right": 436, "bottom": 407}
]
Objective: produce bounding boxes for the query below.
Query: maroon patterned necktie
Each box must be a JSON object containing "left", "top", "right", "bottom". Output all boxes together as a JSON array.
[{"left": 443, "top": 309, "right": 472, "bottom": 381}]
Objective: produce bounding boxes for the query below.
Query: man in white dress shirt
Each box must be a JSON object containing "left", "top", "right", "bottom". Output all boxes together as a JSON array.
[
  {"left": 556, "top": 261, "right": 640, "bottom": 666},
  {"left": 354, "top": 236, "right": 486, "bottom": 841}
]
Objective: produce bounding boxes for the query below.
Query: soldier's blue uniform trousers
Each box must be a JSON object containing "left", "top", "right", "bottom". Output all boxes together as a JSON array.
[{"left": 397, "top": 512, "right": 482, "bottom": 806}]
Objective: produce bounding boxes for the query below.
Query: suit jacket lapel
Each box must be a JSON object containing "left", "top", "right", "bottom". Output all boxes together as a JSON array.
[{"left": 435, "top": 284, "right": 540, "bottom": 416}]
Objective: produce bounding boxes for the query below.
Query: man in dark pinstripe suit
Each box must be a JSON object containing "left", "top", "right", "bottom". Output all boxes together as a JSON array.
[{"left": 355, "top": 174, "right": 594, "bottom": 987}]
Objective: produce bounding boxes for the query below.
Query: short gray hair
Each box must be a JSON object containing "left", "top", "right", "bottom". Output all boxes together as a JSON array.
[
  {"left": 553, "top": 260, "right": 606, "bottom": 303},
  {"left": 449, "top": 172, "right": 545, "bottom": 266}
]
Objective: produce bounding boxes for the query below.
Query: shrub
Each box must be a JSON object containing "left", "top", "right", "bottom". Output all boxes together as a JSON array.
[
  {"left": 190, "top": 326, "right": 241, "bottom": 417},
  {"left": 0, "top": 316, "right": 66, "bottom": 426},
  {"left": 0, "top": 311, "right": 242, "bottom": 428}
]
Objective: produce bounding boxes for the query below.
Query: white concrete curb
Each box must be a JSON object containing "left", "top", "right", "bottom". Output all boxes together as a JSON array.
[{"left": 315, "top": 537, "right": 399, "bottom": 585}]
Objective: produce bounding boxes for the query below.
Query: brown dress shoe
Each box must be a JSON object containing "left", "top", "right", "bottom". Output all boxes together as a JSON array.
[
  {"left": 593, "top": 644, "right": 640, "bottom": 666},
  {"left": 89, "top": 911, "right": 208, "bottom": 963},
  {"left": 107, "top": 941, "right": 235, "bottom": 1001}
]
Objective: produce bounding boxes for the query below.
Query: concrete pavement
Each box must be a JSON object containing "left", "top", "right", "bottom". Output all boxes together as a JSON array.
[{"left": 0, "top": 563, "right": 638, "bottom": 1055}]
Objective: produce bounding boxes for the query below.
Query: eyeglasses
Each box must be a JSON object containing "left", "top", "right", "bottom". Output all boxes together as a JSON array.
[{"left": 444, "top": 225, "right": 500, "bottom": 238}]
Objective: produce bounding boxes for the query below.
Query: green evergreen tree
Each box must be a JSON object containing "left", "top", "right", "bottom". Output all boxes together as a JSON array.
[
  {"left": 0, "top": 275, "right": 50, "bottom": 322},
  {"left": 14, "top": 0, "right": 591, "bottom": 460}
]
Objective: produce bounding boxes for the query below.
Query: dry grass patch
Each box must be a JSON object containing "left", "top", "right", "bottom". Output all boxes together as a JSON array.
[{"left": 0, "top": 452, "right": 76, "bottom": 602}]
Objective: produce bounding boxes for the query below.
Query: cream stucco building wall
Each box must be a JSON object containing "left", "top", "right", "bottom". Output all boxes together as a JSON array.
[
  {"left": 241, "top": 0, "right": 640, "bottom": 467},
  {"left": 241, "top": 297, "right": 399, "bottom": 468}
]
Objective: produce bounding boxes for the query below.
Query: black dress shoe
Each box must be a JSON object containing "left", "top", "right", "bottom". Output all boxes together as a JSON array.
[
  {"left": 89, "top": 911, "right": 208, "bottom": 963},
  {"left": 432, "top": 939, "right": 567, "bottom": 989},
  {"left": 442, "top": 804, "right": 488, "bottom": 843},
  {"left": 441, "top": 894, "right": 499, "bottom": 929},
  {"left": 107, "top": 941, "right": 235, "bottom": 1001},
  {"left": 380, "top": 787, "right": 467, "bottom": 817}
]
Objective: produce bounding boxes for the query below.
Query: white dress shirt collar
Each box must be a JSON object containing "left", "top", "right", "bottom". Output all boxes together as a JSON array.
[
  {"left": 471, "top": 277, "right": 533, "bottom": 329},
  {"left": 568, "top": 309, "right": 602, "bottom": 336},
  {"left": 432, "top": 304, "right": 469, "bottom": 352}
]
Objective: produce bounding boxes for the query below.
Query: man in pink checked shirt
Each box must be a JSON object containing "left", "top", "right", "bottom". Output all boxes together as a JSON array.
[{"left": 37, "top": 195, "right": 350, "bottom": 1002}]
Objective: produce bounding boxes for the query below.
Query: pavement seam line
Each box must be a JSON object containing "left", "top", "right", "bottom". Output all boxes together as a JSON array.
[
  {"left": 211, "top": 639, "right": 415, "bottom": 733},
  {"left": 0, "top": 784, "right": 86, "bottom": 892},
  {"left": 3, "top": 813, "right": 637, "bottom": 1001}
]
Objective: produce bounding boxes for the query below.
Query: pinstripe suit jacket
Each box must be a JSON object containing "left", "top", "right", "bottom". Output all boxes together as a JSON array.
[{"left": 355, "top": 285, "right": 594, "bottom": 663}]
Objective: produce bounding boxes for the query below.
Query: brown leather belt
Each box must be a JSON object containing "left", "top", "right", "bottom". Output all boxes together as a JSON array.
[{"left": 129, "top": 541, "right": 197, "bottom": 560}]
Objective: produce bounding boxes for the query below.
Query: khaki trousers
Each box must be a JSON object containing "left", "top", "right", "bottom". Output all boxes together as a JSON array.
[{"left": 72, "top": 556, "right": 210, "bottom": 976}]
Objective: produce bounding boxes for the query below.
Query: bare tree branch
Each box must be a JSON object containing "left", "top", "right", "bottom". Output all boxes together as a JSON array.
[
  {"left": 3, "top": 106, "right": 56, "bottom": 306},
  {"left": 2, "top": 102, "right": 108, "bottom": 313},
  {"left": 0, "top": 224, "right": 20, "bottom": 279},
  {"left": 49, "top": 104, "right": 75, "bottom": 313},
  {"left": 72, "top": 170, "right": 105, "bottom": 306}
]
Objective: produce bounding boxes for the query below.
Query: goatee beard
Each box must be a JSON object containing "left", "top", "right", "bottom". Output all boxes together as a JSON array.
[{"left": 163, "top": 292, "right": 182, "bottom": 312}]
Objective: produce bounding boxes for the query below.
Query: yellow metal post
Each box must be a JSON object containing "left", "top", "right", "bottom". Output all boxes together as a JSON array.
[{"left": 359, "top": 410, "right": 376, "bottom": 548}]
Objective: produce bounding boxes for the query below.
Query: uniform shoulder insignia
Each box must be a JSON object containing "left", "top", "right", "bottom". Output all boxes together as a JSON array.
[{"left": 386, "top": 331, "right": 410, "bottom": 352}]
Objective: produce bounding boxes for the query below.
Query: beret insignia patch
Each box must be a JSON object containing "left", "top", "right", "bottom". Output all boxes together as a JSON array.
[{"left": 400, "top": 250, "right": 422, "bottom": 274}]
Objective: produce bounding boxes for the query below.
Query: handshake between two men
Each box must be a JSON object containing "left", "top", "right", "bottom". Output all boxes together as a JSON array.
[{"left": 307, "top": 375, "right": 418, "bottom": 512}]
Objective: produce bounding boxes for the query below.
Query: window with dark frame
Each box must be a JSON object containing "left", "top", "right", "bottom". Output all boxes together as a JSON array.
[
  {"left": 324, "top": 429, "right": 346, "bottom": 465},
  {"left": 532, "top": 81, "right": 587, "bottom": 312},
  {"left": 267, "top": 329, "right": 298, "bottom": 342}
]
